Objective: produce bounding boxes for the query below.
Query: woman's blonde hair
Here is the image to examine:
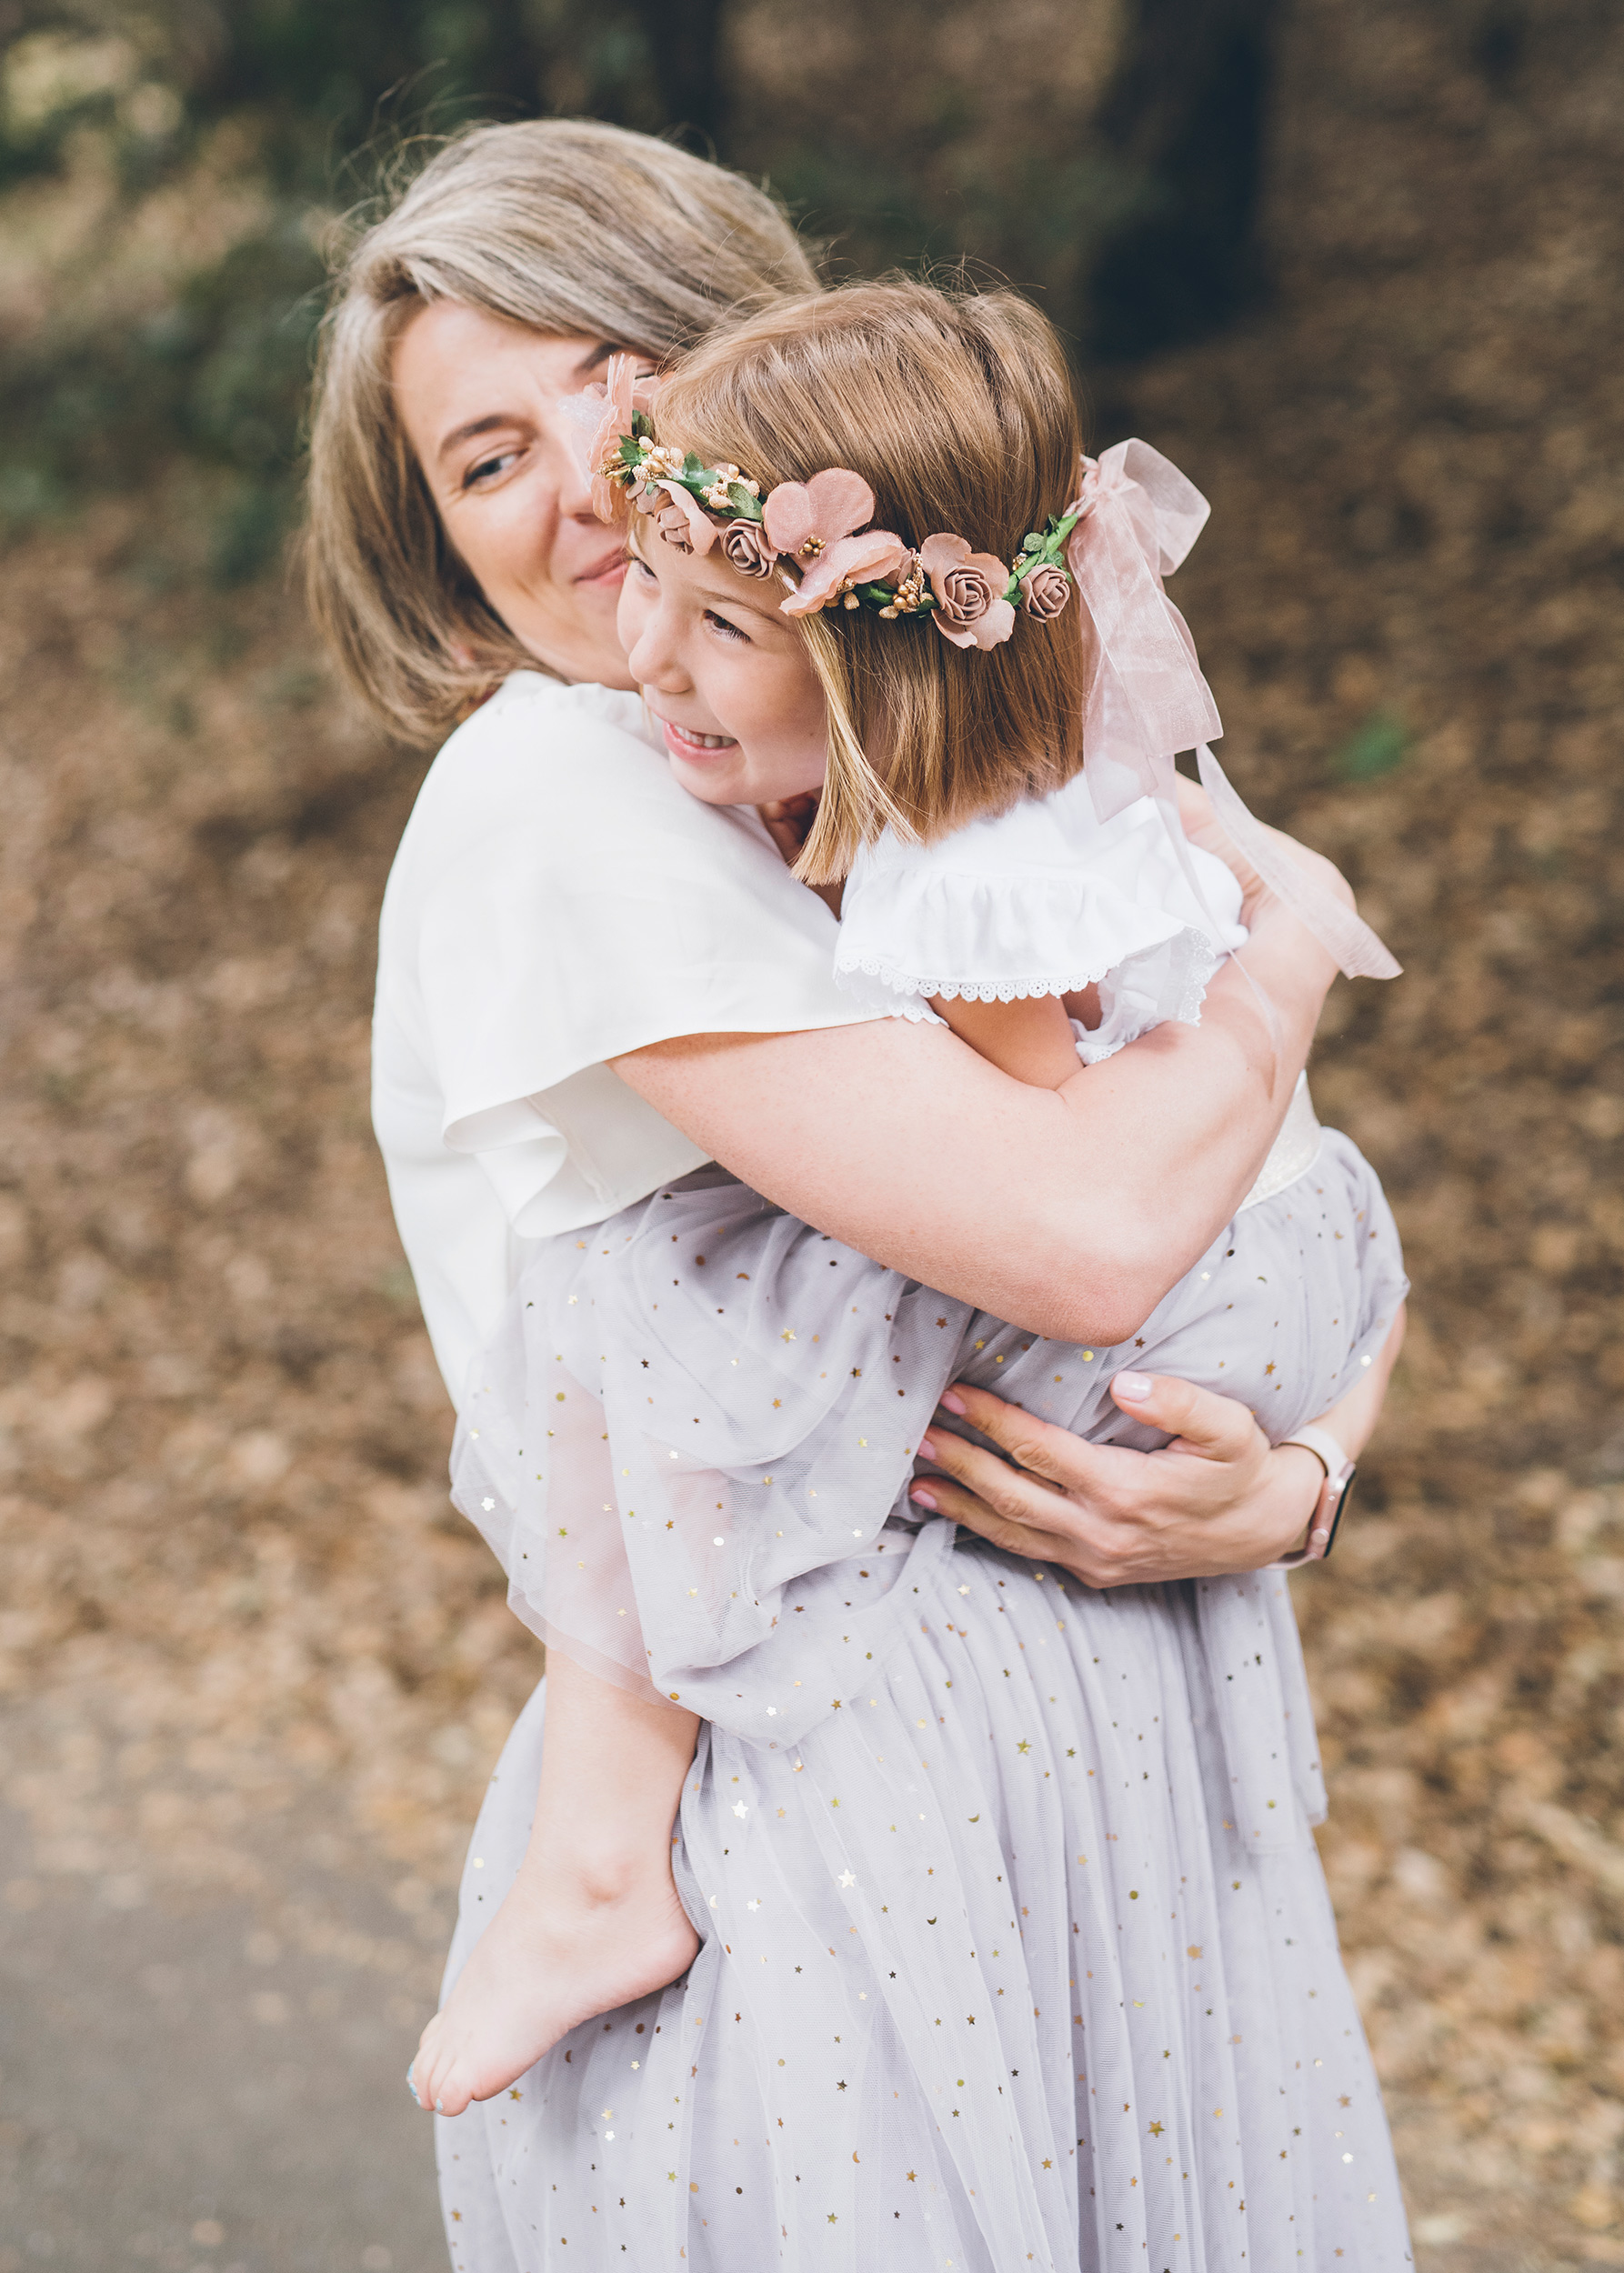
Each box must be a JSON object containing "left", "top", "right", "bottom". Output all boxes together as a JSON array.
[
  {"left": 654, "top": 279, "right": 1089, "bottom": 885},
  {"left": 306, "top": 119, "right": 818, "bottom": 740}
]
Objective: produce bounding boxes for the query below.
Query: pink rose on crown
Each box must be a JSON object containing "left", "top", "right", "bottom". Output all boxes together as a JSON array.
[
  {"left": 919, "top": 535, "right": 1017, "bottom": 650},
  {"left": 647, "top": 481, "right": 718, "bottom": 555},
  {"left": 720, "top": 520, "right": 777, "bottom": 577},
  {"left": 763, "top": 470, "right": 908, "bottom": 616},
  {"left": 1018, "top": 561, "right": 1072, "bottom": 621}
]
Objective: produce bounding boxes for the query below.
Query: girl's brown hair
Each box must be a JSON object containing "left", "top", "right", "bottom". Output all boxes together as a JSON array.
[
  {"left": 305, "top": 119, "right": 818, "bottom": 742},
  {"left": 654, "top": 278, "right": 1089, "bottom": 884}
]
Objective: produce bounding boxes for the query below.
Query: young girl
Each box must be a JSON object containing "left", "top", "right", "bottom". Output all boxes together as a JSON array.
[{"left": 414, "top": 280, "right": 1410, "bottom": 2269}]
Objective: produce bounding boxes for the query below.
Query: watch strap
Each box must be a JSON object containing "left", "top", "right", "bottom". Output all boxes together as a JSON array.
[
  {"left": 1278, "top": 1424, "right": 1351, "bottom": 1485},
  {"left": 1274, "top": 1426, "right": 1356, "bottom": 1565}
]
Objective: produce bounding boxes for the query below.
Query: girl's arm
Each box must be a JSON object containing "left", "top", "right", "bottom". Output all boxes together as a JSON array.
[
  {"left": 937, "top": 992, "right": 1083, "bottom": 1088},
  {"left": 613, "top": 884, "right": 1336, "bottom": 1350}
]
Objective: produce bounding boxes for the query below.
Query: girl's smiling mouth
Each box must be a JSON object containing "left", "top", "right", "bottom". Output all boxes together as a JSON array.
[{"left": 655, "top": 716, "right": 739, "bottom": 756}]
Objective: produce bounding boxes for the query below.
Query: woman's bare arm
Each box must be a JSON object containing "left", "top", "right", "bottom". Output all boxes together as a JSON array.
[{"left": 613, "top": 888, "right": 1338, "bottom": 1348}]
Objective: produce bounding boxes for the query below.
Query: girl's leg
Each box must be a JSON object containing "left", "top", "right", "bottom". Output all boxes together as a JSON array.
[{"left": 410, "top": 1654, "right": 701, "bottom": 2118}]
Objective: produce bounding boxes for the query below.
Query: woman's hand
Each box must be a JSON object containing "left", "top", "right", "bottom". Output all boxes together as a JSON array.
[
  {"left": 757, "top": 793, "right": 842, "bottom": 916},
  {"left": 908, "top": 1311, "right": 1406, "bottom": 1587},
  {"left": 910, "top": 1372, "right": 1319, "bottom": 1584},
  {"left": 756, "top": 793, "right": 820, "bottom": 867}
]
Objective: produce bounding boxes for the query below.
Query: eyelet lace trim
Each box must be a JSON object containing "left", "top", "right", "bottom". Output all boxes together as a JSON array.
[
  {"left": 830, "top": 951, "right": 1121, "bottom": 1005},
  {"left": 833, "top": 924, "right": 1226, "bottom": 1016}
]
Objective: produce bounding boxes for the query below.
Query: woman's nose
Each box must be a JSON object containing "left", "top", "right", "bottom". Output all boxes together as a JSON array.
[{"left": 548, "top": 427, "right": 595, "bottom": 523}]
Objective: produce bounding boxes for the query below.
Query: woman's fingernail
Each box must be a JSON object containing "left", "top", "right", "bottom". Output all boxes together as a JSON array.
[
  {"left": 910, "top": 1487, "right": 938, "bottom": 1511},
  {"left": 1114, "top": 1370, "right": 1154, "bottom": 1401},
  {"left": 918, "top": 1436, "right": 937, "bottom": 1460},
  {"left": 938, "top": 1390, "right": 967, "bottom": 1416}
]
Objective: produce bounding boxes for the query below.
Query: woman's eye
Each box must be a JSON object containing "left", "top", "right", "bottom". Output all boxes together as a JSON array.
[
  {"left": 464, "top": 449, "right": 520, "bottom": 489},
  {"left": 705, "top": 610, "right": 749, "bottom": 644}
]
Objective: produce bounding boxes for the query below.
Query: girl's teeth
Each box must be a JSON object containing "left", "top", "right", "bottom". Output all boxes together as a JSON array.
[{"left": 678, "top": 728, "right": 734, "bottom": 748}]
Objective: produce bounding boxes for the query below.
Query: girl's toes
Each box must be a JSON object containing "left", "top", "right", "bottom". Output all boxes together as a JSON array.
[{"left": 413, "top": 2047, "right": 446, "bottom": 2115}]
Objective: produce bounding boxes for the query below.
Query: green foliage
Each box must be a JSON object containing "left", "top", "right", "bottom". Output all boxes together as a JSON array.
[
  {"left": 0, "top": 0, "right": 667, "bottom": 568},
  {"left": 1333, "top": 709, "right": 1409, "bottom": 783},
  {"left": 0, "top": 2, "right": 1278, "bottom": 581}
]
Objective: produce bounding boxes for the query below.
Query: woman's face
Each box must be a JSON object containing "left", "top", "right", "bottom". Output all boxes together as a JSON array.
[
  {"left": 617, "top": 530, "right": 829, "bottom": 808},
  {"left": 394, "top": 302, "right": 646, "bottom": 688}
]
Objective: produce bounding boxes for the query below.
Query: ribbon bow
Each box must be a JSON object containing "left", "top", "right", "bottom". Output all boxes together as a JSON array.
[
  {"left": 1066, "top": 438, "right": 1223, "bottom": 823},
  {"left": 1068, "top": 440, "right": 1399, "bottom": 984}
]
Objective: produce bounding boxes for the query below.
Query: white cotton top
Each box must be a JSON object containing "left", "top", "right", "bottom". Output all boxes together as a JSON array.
[
  {"left": 371, "top": 672, "right": 877, "bottom": 1402},
  {"left": 834, "top": 769, "right": 1249, "bottom": 1064}
]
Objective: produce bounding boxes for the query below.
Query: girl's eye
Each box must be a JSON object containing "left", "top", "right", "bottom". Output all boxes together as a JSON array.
[
  {"left": 464, "top": 448, "right": 520, "bottom": 489},
  {"left": 631, "top": 555, "right": 657, "bottom": 584},
  {"left": 705, "top": 609, "right": 749, "bottom": 644}
]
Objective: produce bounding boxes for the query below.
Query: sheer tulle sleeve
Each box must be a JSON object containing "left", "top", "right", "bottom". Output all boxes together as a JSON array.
[{"left": 449, "top": 1177, "right": 973, "bottom": 1741}]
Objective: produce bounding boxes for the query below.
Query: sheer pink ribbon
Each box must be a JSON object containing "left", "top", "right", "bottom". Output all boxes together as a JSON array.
[
  {"left": 1069, "top": 440, "right": 1399, "bottom": 983},
  {"left": 1068, "top": 439, "right": 1221, "bottom": 824}
]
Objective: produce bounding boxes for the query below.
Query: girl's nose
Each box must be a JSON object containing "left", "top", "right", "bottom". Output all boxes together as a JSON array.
[{"left": 623, "top": 600, "right": 688, "bottom": 696}]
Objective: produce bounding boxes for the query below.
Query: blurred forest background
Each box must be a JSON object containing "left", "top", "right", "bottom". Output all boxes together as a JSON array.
[{"left": 1, "top": 0, "right": 1622, "bottom": 2267}]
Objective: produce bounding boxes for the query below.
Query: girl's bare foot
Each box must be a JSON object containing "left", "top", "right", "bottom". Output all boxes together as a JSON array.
[{"left": 409, "top": 1847, "right": 700, "bottom": 2118}]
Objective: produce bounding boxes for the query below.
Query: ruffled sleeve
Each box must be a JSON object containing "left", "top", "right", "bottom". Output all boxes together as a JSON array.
[
  {"left": 372, "top": 676, "right": 878, "bottom": 1392},
  {"left": 833, "top": 774, "right": 1247, "bottom": 1038}
]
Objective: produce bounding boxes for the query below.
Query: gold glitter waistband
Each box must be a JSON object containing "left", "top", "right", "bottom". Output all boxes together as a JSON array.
[{"left": 1238, "top": 1073, "right": 1322, "bottom": 1213}]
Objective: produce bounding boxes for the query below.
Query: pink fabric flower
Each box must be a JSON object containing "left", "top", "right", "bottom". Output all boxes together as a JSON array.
[
  {"left": 762, "top": 468, "right": 876, "bottom": 561},
  {"left": 720, "top": 520, "right": 777, "bottom": 578},
  {"left": 586, "top": 354, "right": 658, "bottom": 522},
  {"left": 918, "top": 534, "right": 1016, "bottom": 651},
  {"left": 1018, "top": 562, "right": 1072, "bottom": 621},
  {"left": 779, "top": 529, "right": 909, "bottom": 617}
]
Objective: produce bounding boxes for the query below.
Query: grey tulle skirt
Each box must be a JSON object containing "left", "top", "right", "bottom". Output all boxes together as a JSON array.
[{"left": 439, "top": 1128, "right": 1411, "bottom": 2270}]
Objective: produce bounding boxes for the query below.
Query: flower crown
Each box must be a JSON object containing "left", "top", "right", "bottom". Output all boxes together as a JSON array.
[{"left": 585, "top": 356, "right": 1077, "bottom": 652}]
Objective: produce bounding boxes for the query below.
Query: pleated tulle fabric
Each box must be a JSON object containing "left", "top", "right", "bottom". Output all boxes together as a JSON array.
[
  {"left": 435, "top": 1523, "right": 1414, "bottom": 2270},
  {"left": 436, "top": 1129, "right": 1410, "bottom": 2267}
]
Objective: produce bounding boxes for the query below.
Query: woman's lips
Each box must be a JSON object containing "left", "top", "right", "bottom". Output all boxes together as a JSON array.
[
  {"left": 576, "top": 552, "right": 628, "bottom": 589},
  {"left": 659, "top": 718, "right": 738, "bottom": 758}
]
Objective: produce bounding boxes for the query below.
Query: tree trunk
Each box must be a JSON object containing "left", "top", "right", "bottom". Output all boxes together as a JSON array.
[
  {"left": 629, "top": 0, "right": 727, "bottom": 146},
  {"left": 1087, "top": 0, "right": 1280, "bottom": 357}
]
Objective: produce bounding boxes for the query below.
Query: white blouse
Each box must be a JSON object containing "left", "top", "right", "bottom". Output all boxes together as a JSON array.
[
  {"left": 834, "top": 771, "right": 1249, "bottom": 1063},
  {"left": 371, "top": 674, "right": 877, "bottom": 1401}
]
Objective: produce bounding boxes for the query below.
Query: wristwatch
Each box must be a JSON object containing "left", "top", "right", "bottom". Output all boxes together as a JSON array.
[{"left": 1276, "top": 1424, "right": 1357, "bottom": 1564}]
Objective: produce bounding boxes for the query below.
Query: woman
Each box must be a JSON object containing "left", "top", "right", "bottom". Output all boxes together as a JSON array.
[{"left": 308, "top": 119, "right": 1407, "bottom": 2268}]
